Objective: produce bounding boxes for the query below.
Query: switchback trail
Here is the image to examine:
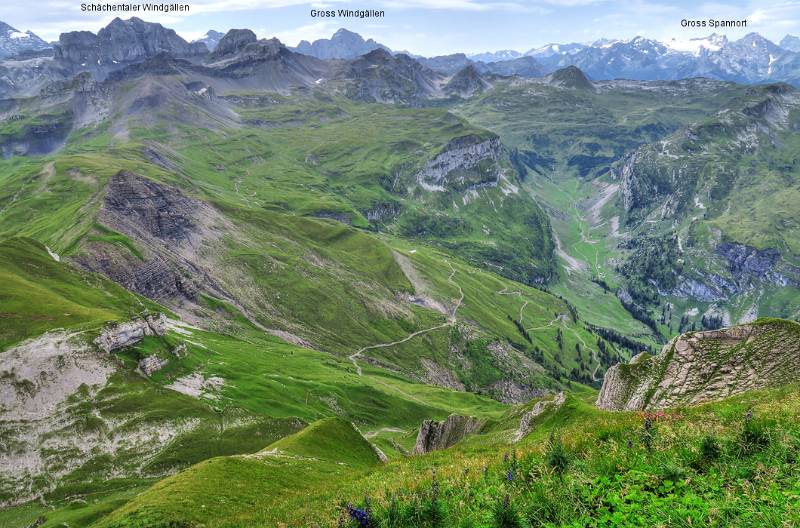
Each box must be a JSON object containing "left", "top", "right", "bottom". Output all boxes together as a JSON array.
[{"left": 349, "top": 261, "right": 463, "bottom": 376}]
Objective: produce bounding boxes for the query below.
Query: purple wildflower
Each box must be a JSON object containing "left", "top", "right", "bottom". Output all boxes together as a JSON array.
[{"left": 346, "top": 503, "right": 372, "bottom": 527}]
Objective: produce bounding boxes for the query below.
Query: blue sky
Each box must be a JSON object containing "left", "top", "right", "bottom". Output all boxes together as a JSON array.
[{"left": 1, "top": 1, "right": 798, "bottom": 56}]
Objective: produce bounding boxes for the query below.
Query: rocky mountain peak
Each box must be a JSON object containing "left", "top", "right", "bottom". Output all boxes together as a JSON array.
[
  {"left": 194, "top": 29, "right": 225, "bottom": 51},
  {"left": 781, "top": 34, "right": 800, "bottom": 52},
  {"left": 212, "top": 28, "right": 257, "bottom": 57},
  {"left": 54, "top": 17, "right": 205, "bottom": 67},
  {"left": 294, "top": 28, "right": 389, "bottom": 59},
  {"left": 547, "top": 65, "right": 593, "bottom": 90},
  {"left": 0, "top": 20, "right": 50, "bottom": 59},
  {"left": 445, "top": 64, "right": 490, "bottom": 97}
]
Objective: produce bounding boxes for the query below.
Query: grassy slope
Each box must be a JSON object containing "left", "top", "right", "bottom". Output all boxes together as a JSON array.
[
  {"left": 136, "top": 92, "right": 555, "bottom": 283},
  {"left": 453, "top": 79, "right": 800, "bottom": 340},
  {"left": 0, "top": 86, "right": 615, "bottom": 390},
  {"left": 0, "top": 237, "right": 161, "bottom": 349},
  {"left": 93, "top": 418, "right": 382, "bottom": 528},
  {"left": 79, "top": 384, "right": 800, "bottom": 527},
  {"left": 0, "top": 240, "right": 508, "bottom": 527}
]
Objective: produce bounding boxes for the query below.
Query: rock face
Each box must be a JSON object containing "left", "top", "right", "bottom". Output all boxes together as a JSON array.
[
  {"left": 54, "top": 17, "right": 206, "bottom": 67},
  {"left": 294, "top": 28, "right": 389, "bottom": 60},
  {"left": 138, "top": 355, "right": 168, "bottom": 376},
  {"left": 211, "top": 29, "right": 257, "bottom": 58},
  {"left": 513, "top": 392, "right": 565, "bottom": 442},
  {"left": 75, "top": 171, "right": 229, "bottom": 305},
  {"left": 345, "top": 48, "right": 443, "bottom": 105},
  {"left": 415, "top": 135, "right": 503, "bottom": 192},
  {"left": 94, "top": 313, "right": 168, "bottom": 353},
  {"left": 412, "top": 414, "right": 483, "bottom": 454},
  {"left": 597, "top": 320, "right": 800, "bottom": 410}
]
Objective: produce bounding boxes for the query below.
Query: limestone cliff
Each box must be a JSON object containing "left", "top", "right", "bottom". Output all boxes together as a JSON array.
[
  {"left": 597, "top": 320, "right": 800, "bottom": 411},
  {"left": 412, "top": 414, "right": 483, "bottom": 454},
  {"left": 415, "top": 135, "right": 503, "bottom": 192},
  {"left": 94, "top": 313, "right": 168, "bottom": 353}
]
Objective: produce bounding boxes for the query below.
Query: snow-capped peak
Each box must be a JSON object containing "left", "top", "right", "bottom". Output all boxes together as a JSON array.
[
  {"left": 664, "top": 34, "right": 727, "bottom": 55},
  {"left": 8, "top": 30, "right": 30, "bottom": 39}
]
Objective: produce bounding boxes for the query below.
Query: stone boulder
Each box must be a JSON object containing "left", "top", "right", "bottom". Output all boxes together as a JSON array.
[{"left": 138, "top": 355, "right": 168, "bottom": 377}]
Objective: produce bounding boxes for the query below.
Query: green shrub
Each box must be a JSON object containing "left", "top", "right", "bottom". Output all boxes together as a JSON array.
[
  {"left": 492, "top": 495, "right": 523, "bottom": 528},
  {"left": 693, "top": 434, "right": 721, "bottom": 469},
  {"left": 545, "top": 432, "right": 570, "bottom": 475},
  {"left": 737, "top": 412, "right": 771, "bottom": 455}
]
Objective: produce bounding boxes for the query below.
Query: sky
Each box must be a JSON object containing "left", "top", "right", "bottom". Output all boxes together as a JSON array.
[{"left": 1, "top": 1, "right": 798, "bottom": 56}]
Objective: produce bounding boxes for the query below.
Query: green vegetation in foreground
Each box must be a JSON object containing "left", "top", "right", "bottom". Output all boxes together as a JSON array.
[{"left": 87, "top": 385, "right": 800, "bottom": 527}]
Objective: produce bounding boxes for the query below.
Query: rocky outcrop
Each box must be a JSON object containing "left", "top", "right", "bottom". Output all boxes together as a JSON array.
[
  {"left": 75, "top": 171, "right": 230, "bottom": 305},
  {"left": 0, "top": 112, "right": 72, "bottom": 158},
  {"left": 716, "top": 242, "right": 799, "bottom": 288},
  {"left": 513, "top": 392, "right": 565, "bottom": 442},
  {"left": 94, "top": 313, "right": 168, "bottom": 353},
  {"left": 138, "top": 355, "right": 168, "bottom": 376},
  {"left": 490, "top": 380, "right": 546, "bottom": 405},
  {"left": 597, "top": 320, "right": 800, "bottom": 410},
  {"left": 412, "top": 414, "right": 483, "bottom": 454},
  {"left": 415, "top": 135, "right": 503, "bottom": 192}
]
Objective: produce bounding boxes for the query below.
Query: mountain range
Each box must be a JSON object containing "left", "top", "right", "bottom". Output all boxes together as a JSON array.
[
  {"left": 268, "top": 27, "right": 800, "bottom": 85},
  {"left": 1, "top": 15, "right": 799, "bottom": 528}
]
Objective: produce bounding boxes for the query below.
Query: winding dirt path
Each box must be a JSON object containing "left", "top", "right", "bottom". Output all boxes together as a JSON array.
[
  {"left": 349, "top": 261, "right": 463, "bottom": 376},
  {"left": 495, "top": 281, "right": 602, "bottom": 382}
]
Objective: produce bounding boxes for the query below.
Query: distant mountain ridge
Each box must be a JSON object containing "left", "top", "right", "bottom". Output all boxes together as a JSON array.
[
  {"left": 286, "top": 28, "right": 800, "bottom": 85},
  {"left": 292, "top": 28, "right": 390, "bottom": 59},
  {"left": 0, "top": 20, "right": 50, "bottom": 58},
  {"left": 193, "top": 29, "right": 224, "bottom": 51}
]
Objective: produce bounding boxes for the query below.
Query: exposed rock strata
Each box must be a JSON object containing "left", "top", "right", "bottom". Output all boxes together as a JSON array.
[
  {"left": 597, "top": 321, "right": 800, "bottom": 410},
  {"left": 513, "top": 392, "right": 565, "bottom": 442},
  {"left": 412, "top": 414, "right": 483, "bottom": 454},
  {"left": 75, "top": 171, "right": 232, "bottom": 309},
  {"left": 416, "top": 135, "right": 502, "bottom": 192},
  {"left": 94, "top": 313, "right": 167, "bottom": 353},
  {"left": 138, "top": 355, "right": 168, "bottom": 377}
]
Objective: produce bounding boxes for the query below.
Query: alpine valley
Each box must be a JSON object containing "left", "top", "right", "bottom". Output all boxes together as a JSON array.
[{"left": 0, "top": 17, "right": 799, "bottom": 528}]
